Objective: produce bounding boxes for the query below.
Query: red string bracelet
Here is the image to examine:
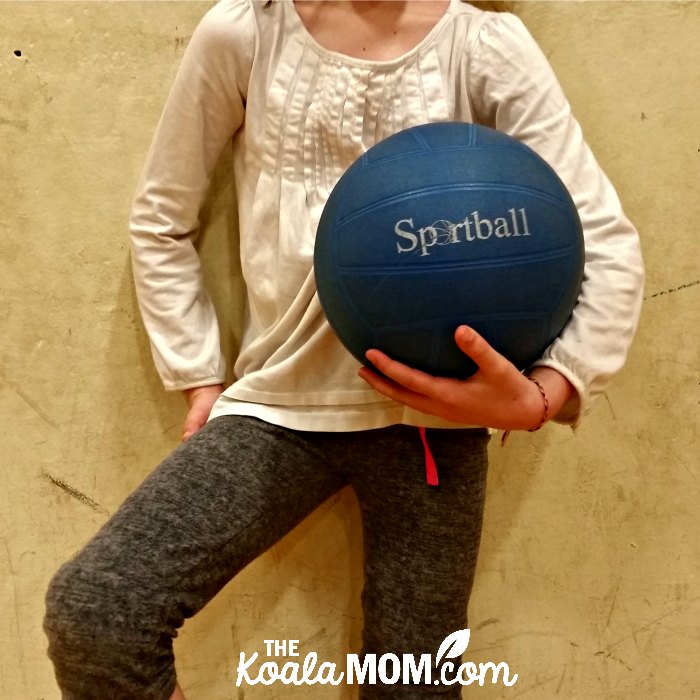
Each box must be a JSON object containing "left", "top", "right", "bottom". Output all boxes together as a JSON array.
[{"left": 500, "top": 376, "right": 549, "bottom": 447}]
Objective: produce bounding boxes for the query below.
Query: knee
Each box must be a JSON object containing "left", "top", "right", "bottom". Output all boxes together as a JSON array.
[
  {"left": 43, "top": 551, "right": 148, "bottom": 657},
  {"left": 43, "top": 556, "right": 107, "bottom": 654},
  {"left": 43, "top": 556, "right": 177, "bottom": 698}
]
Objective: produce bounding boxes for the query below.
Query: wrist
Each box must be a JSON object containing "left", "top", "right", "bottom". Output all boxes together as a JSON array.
[
  {"left": 525, "top": 367, "right": 575, "bottom": 422},
  {"left": 502, "top": 368, "right": 575, "bottom": 447},
  {"left": 183, "top": 383, "right": 225, "bottom": 406},
  {"left": 524, "top": 376, "right": 549, "bottom": 432}
]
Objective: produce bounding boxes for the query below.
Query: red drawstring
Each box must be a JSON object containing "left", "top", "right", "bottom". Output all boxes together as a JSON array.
[{"left": 419, "top": 427, "right": 439, "bottom": 486}]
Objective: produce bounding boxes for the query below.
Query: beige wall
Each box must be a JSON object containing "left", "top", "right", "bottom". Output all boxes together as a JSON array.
[{"left": 1, "top": 2, "right": 698, "bottom": 698}]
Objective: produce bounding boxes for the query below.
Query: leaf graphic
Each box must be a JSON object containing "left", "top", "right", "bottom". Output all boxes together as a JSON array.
[{"left": 435, "top": 629, "right": 471, "bottom": 666}]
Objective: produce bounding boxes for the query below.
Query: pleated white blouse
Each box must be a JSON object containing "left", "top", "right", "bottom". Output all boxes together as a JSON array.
[{"left": 129, "top": 0, "right": 644, "bottom": 431}]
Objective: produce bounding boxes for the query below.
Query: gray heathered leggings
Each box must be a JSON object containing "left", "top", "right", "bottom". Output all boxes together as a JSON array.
[{"left": 43, "top": 415, "right": 490, "bottom": 699}]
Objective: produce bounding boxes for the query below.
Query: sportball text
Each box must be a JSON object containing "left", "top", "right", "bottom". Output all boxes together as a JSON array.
[{"left": 394, "top": 208, "right": 531, "bottom": 257}]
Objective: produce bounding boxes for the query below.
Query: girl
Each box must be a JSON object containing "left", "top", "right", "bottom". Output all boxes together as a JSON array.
[{"left": 43, "top": 1, "right": 644, "bottom": 698}]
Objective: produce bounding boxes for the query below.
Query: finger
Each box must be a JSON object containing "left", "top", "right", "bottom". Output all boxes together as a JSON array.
[
  {"left": 182, "top": 420, "right": 197, "bottom": 441},
  {"left": 454, "top": 325, "right": 512, "bottom": 377},
  {"left": 182, "top": 410, "right": 206, "bottom": 442},
  {"left": 358, "top": 366, "right": 443, "bottom": 415},
  {"left": 182, "top": 419, "right": 206, "bottom": 441},
  {"left": 182, "top": 423, "right": 198, "bottom": 441},
  {"left": 364, "top": 349, "right": 447, "bottom": 397}
]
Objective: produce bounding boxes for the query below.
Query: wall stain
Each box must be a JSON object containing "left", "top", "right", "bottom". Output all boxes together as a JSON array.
[
  {"left": 597, "top": 594, "right": 700, "bottom": 655},
  {"left": 42, "top": 470, "right": 109, "bottom": 515},
  {"left": 0, "top": 369, "right": 57, "bottom": 428},
  {"left": 475, "top": 617, "right": 500, "bottom": 630},
  {"left": 645, "top": 279, "right": 699, "bottom": 300},
  {"left": 603, "top": 392, "right": 616, "bottom": 421},
  {"left": 0, "top": 117, "right": 29, "bottom": 132}
]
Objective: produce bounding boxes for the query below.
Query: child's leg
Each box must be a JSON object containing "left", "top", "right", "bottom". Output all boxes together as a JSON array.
[
  {"left": 43, "top": 415, "right": 346, "bottom": 700},
  {"left": 346, "top": 426, "right": 490, "bottom": 699}
]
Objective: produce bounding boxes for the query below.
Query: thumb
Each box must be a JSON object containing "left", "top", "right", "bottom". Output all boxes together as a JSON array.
[{"left": 454, "top": 325, "right": 506, "bottom": 375}]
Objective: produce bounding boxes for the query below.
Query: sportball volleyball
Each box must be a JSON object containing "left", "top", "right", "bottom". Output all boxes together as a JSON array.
[{"left": 314, "top": 122, "right": 584, "bottom": 379}]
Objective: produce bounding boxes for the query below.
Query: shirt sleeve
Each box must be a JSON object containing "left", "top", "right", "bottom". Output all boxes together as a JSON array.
[
  {"left": 129, "top": 0, "right": 254, "bottom": 391},
  {"left": 468, "top": 12, "right": 645, "bottom": 427}
]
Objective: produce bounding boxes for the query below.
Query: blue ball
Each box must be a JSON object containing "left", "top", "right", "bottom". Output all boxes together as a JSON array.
[{"left": 314, "top": 122, "right": 584, "bottom": 378}]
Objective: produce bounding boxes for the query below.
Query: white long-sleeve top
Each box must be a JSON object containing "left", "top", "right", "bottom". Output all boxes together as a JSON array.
[{"left": 130, "top": 0, "right": 644, "bottom": 431}]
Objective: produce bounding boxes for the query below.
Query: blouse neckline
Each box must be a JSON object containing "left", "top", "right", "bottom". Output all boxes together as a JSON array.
[{"left": 286, "top": 0, "right": 456, "bottom": 69}]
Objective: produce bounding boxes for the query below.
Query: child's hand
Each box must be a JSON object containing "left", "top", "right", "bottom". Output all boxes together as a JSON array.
[
  {"left": 182, "top": 384, "right": 225, "bottom": 441},
  {"left": 358, "top": 326, "right": 572, "bottom": 430}
]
